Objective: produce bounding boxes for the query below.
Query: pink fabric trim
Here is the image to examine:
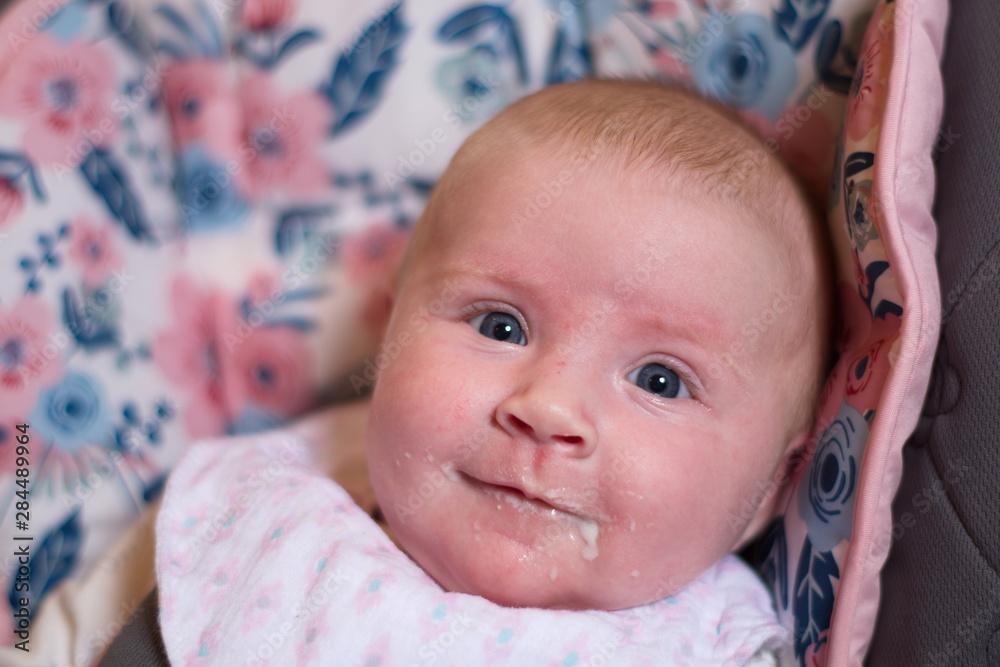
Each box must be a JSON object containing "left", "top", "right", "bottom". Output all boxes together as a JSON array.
[
  {"left": 0, "top": 0, "right": 74, "bottom": 81},
  {"left": 827, "top": 0, "right": 949, "bottom": 664}
]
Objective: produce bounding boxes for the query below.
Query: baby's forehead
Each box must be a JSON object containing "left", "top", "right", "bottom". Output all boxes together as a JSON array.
[{"left": 426, "top": 127, "right": 804, "bottom": 284}]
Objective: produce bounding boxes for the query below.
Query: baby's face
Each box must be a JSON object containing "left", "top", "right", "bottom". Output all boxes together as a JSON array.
[{"left": 366, "top": 149, "right": 803, "bottom": 610}]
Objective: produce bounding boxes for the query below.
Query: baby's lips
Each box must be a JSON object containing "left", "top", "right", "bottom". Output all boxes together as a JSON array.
[
  {"left": 525, "top": 485, "right": 614, "bottom": 523},
  {"left": 468, "top": 469, "right": 609, "bottom": 522}
]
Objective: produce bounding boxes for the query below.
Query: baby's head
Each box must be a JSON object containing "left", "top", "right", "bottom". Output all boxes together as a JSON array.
[{"left": 366, "top": 79, "right": 833, "bottom": 610}]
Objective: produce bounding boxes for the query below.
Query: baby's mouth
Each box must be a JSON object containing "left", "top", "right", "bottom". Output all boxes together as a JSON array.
[
  {"left": 462, "top": 473, "right": 569, "bottom": 517},
  {"left": 461, "top": 473, "right": 602, "bottom": 561}
]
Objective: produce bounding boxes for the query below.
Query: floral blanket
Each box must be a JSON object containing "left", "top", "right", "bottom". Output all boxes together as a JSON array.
[{"left": 0, "top": 0, "right": 938, "bottom": 665}]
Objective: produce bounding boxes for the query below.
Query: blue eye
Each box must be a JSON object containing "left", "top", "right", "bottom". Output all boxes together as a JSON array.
[
  {"left": 629, "top": 363, "right": 691, "bottom": 399},
  {"left": 469, "top": 311, "right": 526, "bottom": 345}
]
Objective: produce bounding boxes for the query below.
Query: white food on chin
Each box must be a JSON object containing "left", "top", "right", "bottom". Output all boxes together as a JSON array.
[
  {"left": 480, "top": 482, "right": 601, "bottom": 561},
  {"left": 440, "top": 462, "right": 461, "bottom": 482},
  {"left": 578, "top": 518, "right": 599, "bottom": 561}
]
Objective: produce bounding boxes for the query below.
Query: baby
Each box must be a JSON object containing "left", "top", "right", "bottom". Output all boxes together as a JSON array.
[
  {"left": 365, "top": 78, "right": 833, "bottom": 611},
  {"left": 155, "top": 79, "right": 833, "bottom": 663}
]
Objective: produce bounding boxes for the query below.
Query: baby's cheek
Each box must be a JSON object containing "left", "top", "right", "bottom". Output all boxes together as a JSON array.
[{"left": 377, "top": 347, "right": 439, "bottom": 410}]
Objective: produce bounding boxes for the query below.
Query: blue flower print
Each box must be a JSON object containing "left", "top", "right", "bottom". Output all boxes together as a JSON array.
[
  {"left": 545, "top": 0, "right": 620, "bottom": 36},
  {"left": 30, "top": 370, "right": 113, "bottom": 452},
  {"left": 43, "top": 0, "right": 90, "bottom": 42},
  {"left": 320, "top": 1, "right": 406, "bottom": 136},
  {"left": 229, "top": 404, "right": 283, "bottom": 436},
  {"left": 689, "top": 13, "right": 797, "bottom": 121},
  {"left": 797, "top": 399, "right": 868, "bottom": 552},
  {"left": 435, "top": 47, "right": 515, "bottom": 125},
  {"left": 176, "top": 144, "right": 249, "bottom": 233},
  {"left": 154, "top": 0, "right": 225, "bottom": 60}
]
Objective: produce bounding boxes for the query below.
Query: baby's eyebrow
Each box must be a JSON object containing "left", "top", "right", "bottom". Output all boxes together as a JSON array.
[
  {"left": 712, "top": 351, "right": 753, "bottom": 389},
  {"left": 632, "top": 310, "right": 755, "bottom": 389},
  {"left": 426, "top": 263, "right": 542, "bottom": 297}
]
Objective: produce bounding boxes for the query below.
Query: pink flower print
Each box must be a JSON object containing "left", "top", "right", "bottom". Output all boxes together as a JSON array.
[
  {"left": 302, "top": 546, "right": 344, "bottom": 593},
  {"left": 0, "top": 297, "right": 64, "bottom": 420},
  {"left": 361, "top": 632, "right": 394, "bottom": 667},
  {"left": 0, "top": 35, "right": 117, "bottom": 165},
  {"left": 245, "top": 269, "right": 280, "bottom": 308},
  {"left": 342, "top": 224, "right": 409, "bottom": 333},
  {"left": 229, "top": 324, "right": 314, "bottom": 417},
  {"left": 414, "top": 602, "right": 476, "bottom": 662},
  {"left": 414, "top": 599, "right": 446, "bottom": 644},
  {"left": 67, "top": 218, "right": 122, "bottom": 288},
  {"left": 354, "top": 570, "right": 394, "bottom": 615},
  {"left": 845, "top": 3, "right": 889, "bottom": 142},
  {"left": 482, "top": 612, "right": 524, "bottom": 660},
  {"left": 808, "top": 280, "right": 882, "bottom": 432},
  {"left": 0, "top": 178, "right": 24, "bottom": 228},
  {"left": 652, "top": 48, "right": 689, "bottom": 82},
  {"left": 845, "top": 312, "right": 899, "bottom": 413},
  {"left": 236, "top": 73, "right": 331, "bottom": 198},
  {"left": 312, "top": 503, "right": 348, "bottom": 529},
  {"left": 242, "top": 0, "right": 298, "bottom": 31},
  {"left": 341, "top": 225, "right": 410, "bottom": 285},
  {"left": 295, "top": 608, "right": 330, "bottom": 664},
  {"left": 269, "top": 476, "right": 305, "bottom": 505},
  {"left": 259, "top": 520, "right": 293, "bottom": 559},
  {"left": 554, "top": 631, "right": 593, "bottom": 667},
  {"left": 185, "top": 621, "right": 220, "bottom": 662},
  {"left": 154, "top": 273, "right": 317, "bottom": 435},
  {"left": 851, "top": 246, "right": 887, "bottom": 314},
  {"left": 648, "top": 0, "right": 681, "bottom": 18},
  {"left": 153, "top": 276, "right": 245, "bottom": 437},
  {"left": 243, "top": 581, "right": 283, "bottom": 631},
  {"left": 362, "top": 541, "right": 395, "bottom": 561},
  {"left": 200, "top": 557, "right": 242, "bottom": 612},
  {"left": 161, "top": 60, "right": 240, "bottom": 155}
]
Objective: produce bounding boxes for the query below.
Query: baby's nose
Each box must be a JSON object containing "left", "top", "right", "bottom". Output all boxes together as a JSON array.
[{"left": 495, "top": 374, "right": 596, "bottom": 457}]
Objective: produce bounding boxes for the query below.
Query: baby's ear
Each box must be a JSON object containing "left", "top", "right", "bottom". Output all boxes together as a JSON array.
[
  {"left": 370, "top": 281, "right": 395, "bottom": 343},
  {"left": 734, "top": 431, "right": 812, "bottom": 549}
]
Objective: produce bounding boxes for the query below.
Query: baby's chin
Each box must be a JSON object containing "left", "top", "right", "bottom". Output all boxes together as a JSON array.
[
  {"left": 403, "top": 533, "right": 672, "bottom": 611},
  {"left": 436, "top": 567, "right": 609, "bottom": 611},
  {"left": 442, "top": 568, "right": 676, "bottom": 612}
]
